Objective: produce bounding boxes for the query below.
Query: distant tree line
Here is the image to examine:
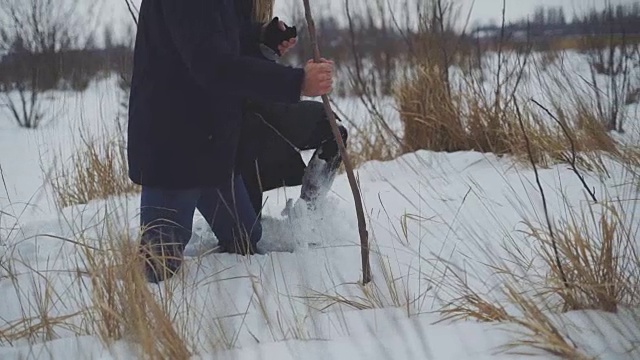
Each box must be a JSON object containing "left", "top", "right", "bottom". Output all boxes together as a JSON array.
[
  {"left": 0, "top": 25, "right": 132, "bottom": 93},
  {"left": 0, "top": 0, "right": 133, "bottom": 128},
  {"left": 3, "top": 3, "right": 637, "bottom": 95},
  {"left": 474, "top": 3, "right": 640, "bottom": 43}
]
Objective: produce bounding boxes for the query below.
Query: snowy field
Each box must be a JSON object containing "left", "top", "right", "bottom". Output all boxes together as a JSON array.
[{"left": 1, "top": 49, "right": 640, "bottom": 360}]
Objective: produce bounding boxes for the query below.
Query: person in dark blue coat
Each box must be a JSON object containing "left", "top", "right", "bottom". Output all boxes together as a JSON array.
[
  {"left": 179, "top": 2, "right": 349, "bottom": 258},
  {"left": 128, "top": 0, "right": 334, "bottom": 283}
]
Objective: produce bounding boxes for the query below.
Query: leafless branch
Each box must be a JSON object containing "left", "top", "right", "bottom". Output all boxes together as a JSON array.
[
  {"left": 513, "top": 95, "right": 569, "bottom": 288},
  {"left": 344, "top": 0, "right": 403, "bottom": 147},
  {"left": 0, "top": 0, "right": 87, "bottom": 128},
  {"left": 531, "top": 99, "right": 599, "bottom": 203}
]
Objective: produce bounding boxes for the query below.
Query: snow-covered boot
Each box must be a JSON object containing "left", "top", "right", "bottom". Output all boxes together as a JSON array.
[{"left": 300, "top": 125, "right": 348, "bottom": 210}]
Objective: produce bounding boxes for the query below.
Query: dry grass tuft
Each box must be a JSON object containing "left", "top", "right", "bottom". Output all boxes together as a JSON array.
[
  {"left": 440, "top": 292, "right": 511, "bottom": 323},
  {"left": 395, "top": 61, "right": 619, "bottom": 171},
  {"left": 396, "top": 64, "right": 468, "bottom": 153},
  {"left": 0, "top": 254, "right": 87, "bottom": 346},
  {"left": 80, "top": 223, "right": 191, "bottom": 359},
  {"left": 503, "top": 284, "right": 593, "bottom": 360},
  {"left": 346, "top": 119, "right": 399, "bottom": 169},
  {"left": 438, "top": 265, "right": 511, "bottom": 323},
  {"left": 0, "top": 285, "right": 86, "bottom": 346},
  {"left": 618, "top": 147, "right": 640, "bottom": 187},
  {"left": 526, "top": 202, "right": 640, "bottom": 313},
  {"left": 47, "top": 124, "right": 138, "bottom": 209}
]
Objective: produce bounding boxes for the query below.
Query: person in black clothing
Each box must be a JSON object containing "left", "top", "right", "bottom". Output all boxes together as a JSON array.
[
  {"left": 127, "top": 0, "right": 335, "bottom": 283},
  {"left": 234, "top": 2, "right": 349, "bottom": 220}
]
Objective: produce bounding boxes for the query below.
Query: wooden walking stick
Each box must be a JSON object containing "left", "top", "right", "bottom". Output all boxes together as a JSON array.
[{"left": 301, "top": 0, "right": 371, "bottom": 284}]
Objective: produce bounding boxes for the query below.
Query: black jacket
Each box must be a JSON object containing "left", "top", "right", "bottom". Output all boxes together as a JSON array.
[{"left": 127, "top": 0, "right": 305, "bottom": 188}]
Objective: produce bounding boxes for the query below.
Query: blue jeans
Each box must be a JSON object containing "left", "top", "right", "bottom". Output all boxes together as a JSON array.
[{"left": 139, "top": 175, "right": 261, "bottom": 282}]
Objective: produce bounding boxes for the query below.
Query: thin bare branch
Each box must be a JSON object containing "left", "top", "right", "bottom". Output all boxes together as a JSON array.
[
  {"left": 531, "top": 99, "right": 599, "bottom": 203},
  {"left": 513, "top": 95, "right": 568, "bottom": 288}
]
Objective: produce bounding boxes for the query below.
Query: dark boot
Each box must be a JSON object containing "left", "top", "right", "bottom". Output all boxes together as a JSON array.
[
  {"left": 139, "top": 231, "right": 185, "bottom": 284},
  {"left": 300, "top": 125, "right": 348, "bottom": 209}
]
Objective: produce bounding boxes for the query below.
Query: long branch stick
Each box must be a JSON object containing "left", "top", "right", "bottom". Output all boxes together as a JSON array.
[
  {"left": 302, "top": 0, "right": 371, "bottom": 284},
  {"left": 124, "top": 0, "right": 139, "bottom": 26}
]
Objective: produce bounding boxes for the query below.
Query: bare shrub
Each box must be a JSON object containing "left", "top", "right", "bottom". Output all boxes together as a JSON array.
[
  {"left": 627, "top": 86, "right": 640, "bottom": 105},
  {"left": 393, "top": 0, "right": 469, "bottom": 153},
  {"left": 396, "top": 67, "right": 616, "bottom": 170},
  {"left": 391, "top": 0, "right": 630, "bottom": 173},
  {"left": 0, "top": 0, "right": 89, "bottom": 128},
  {"left": 581, "top": 29, "right": 639, "bottom": 132},
  {"left": 393, "top": 0, "right": 540, "bottom": 158}
]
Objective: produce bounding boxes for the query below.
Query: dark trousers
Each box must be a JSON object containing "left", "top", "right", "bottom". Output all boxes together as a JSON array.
[
  {"left": 139, "top": 175, "right": 261, "bottom": 283},
  {"left": 238, "top": 100, "right": 346, "bottom": 216}
]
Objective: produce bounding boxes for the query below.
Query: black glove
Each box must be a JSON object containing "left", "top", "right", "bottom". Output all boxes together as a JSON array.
[{"left": 262, "top": 17, "right": 297, "bottom": 56}]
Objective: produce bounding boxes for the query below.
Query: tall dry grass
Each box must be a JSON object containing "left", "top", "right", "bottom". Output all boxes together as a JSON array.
[
  {"left": 527, "top": 203, "right": 640, "bottom": 313},
  {"left": 46, "top": 121, "right": 138, "bottom": 210},
  {"left": 432, "top": 191, "right": 640, "bottom": 358},
  {"left": 80, "top": 222, "right": 192, "bottom": 359},
  {"left": 0, "top": 204, "right": 193, "bottom": 358},
  {"left": 432, "top": 135, "right": 640, "bottom": 358},
  {"left": 386, "top": 0, "right": 635, "bottom": 177},
  {"left": 395, "top": 52, "right": 623, "bottom": 169}
]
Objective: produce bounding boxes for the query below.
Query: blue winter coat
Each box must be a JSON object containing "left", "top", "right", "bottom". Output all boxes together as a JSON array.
[{"left": 127, "top": 0, "right": 305, "bottom": 188}]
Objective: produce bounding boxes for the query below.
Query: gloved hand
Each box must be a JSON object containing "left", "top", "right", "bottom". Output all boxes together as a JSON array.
[{"left": 262, "top": 17, "right": 298, "bottom": 56}]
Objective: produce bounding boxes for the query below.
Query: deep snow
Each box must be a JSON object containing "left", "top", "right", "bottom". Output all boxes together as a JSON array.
[{"left": 1, "top": 144, "right": 638, "bottom": 359}]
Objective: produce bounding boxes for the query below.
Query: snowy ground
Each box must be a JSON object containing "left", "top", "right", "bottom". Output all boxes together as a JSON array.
[
  {"left": 1, "top": 144, "right": 638, "bottom": 359},
  {"left": 1, "top": 52, "right": 640, "bottom": 359}
]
